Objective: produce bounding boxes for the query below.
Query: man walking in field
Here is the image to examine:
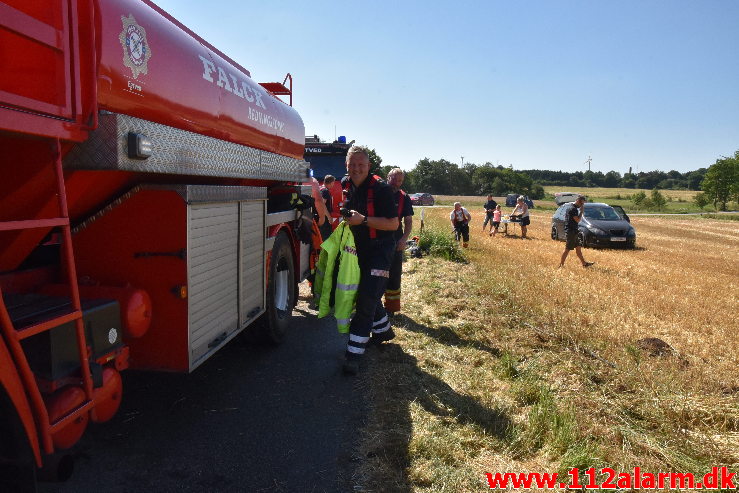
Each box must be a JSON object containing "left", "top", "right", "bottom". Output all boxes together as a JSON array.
[{"left": 559, "top": 195, "right": 594, "bottom": 268}]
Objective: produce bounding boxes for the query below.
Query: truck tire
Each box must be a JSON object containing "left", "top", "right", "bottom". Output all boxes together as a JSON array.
[
  {"left": 0, "top": 390, "right": 36, "bottom": 493},
  {"left": 263, "top": 231, "right": 295, "bottom": 344}
]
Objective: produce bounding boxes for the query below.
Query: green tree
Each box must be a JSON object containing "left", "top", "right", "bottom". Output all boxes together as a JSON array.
[
  {"left": 492, "top": 177, "right": 506, "bottom": 196},
  {"left": 694, "top": 192, "right": 710, "bottom": 210},
  {"left": 604, "top": 170, "right": 621, "bottom": 188},
  {"left": 687, "top": 169, "right": 706, "bottom": 191},
  {"left": 701, "top": 151, "right": 739, "bottom": 211},
  {"left": 365, "top": 147, "right": 383, "bottom": 177},
  {"left": 650, "top": 189, "right": 667, "bottom": 210},
  {"left": 621, "top": 174, "right": 637, "bottom": 189},
  {"left": 450, "top": 166, "right": 472, "bottom": 195},
  {"left": 471, "top": 165, "right": 500, "bottom": 195},
  {"left": 401, "top": 169, "right": 416, "bottom": 192},
  {"left": 530, "top": 183, "right": 545, "bottom": 200},
  {"left": 462, "top": 163, "right": 478, "bottom": 181},
  {"left": 631, "top": 191, "right": 647, "bottom": 208},
  {"left": 410, "top": 158, "right": 459, "bottom": 194},
  {"left": 500, "top": 168, "right": 533, "bottom": 195}
]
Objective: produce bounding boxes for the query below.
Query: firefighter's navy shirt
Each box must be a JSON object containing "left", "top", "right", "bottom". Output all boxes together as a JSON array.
[
  {"left": 320, "top": 187, "right": 333, "bottom": 214},
  {"left": 343, "top": 176, "right": 397, "bottom": 254},
  {"left": 393, "top": 190, "right": 414, "bottom": 241}
]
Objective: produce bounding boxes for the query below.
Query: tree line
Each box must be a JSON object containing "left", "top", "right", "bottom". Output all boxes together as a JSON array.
[
  {"left": 378, "top": 160, "right": 546, "bottom": 198},
  {"left": 521, "top": 168, "right": 707, "bottom": 191},
  {"left": 366, "top": 150, "right": 737, "bottom": 210}
]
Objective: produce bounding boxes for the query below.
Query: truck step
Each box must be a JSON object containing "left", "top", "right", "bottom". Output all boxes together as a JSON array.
[{"left": 0, "top": 217, "right": 68, "bottom": 232}]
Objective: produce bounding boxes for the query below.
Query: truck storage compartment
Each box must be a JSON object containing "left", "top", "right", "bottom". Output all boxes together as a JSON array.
[
  {"left": 72, "top": 185, "right": 266, "bottom": 372},
  {"left": 6, "top": 293, "right": 122, "bottom": 381}
]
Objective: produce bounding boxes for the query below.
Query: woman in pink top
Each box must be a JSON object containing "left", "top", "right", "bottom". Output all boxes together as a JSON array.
[{"left": 490, "top": 205, "right": 502, "bottom": 237}]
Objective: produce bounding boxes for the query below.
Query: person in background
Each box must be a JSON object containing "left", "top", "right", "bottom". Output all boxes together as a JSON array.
[
  {"left": 490, "top": 204, "right": 502, "bottom": 237},
  {"left": 318, "top": 175, "right": 335, "bottom": 240},
  {"left": 482, "top": 194, "right": 498, "bottom": 233},
  {"left": 310, "top": 177, "right": 328, "bottom": 231},
  {"left": 450, "top": 202, "right": 472, "bottom": 248},
  {"left": 340, "top": 146, "right": 399, "bottom": 375},
  {"left": 384, "top": 168, "right": 413, "bottom": 315},
  {"left": 559, "top": 194, "right": 594, "bottom": 268},
  {"left": 329, "top": 174, "right": 345, "bottom": 225},
  {"left": 510, "top": 196, "right": 530, "bottom": 239}
]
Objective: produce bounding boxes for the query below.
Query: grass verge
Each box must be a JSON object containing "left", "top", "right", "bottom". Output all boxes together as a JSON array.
[
  {"left": 700, "top": 213, "right": 739, "bottom": 221},
  {"left": 354, "top": 209, "right": 739, "bottom": 492},
  {"left": 417, "top": 226, "right": 467, "bottom": 263}
]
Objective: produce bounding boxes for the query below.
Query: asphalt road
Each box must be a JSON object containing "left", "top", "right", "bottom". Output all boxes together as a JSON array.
[{"left": 39, "top": 289, "right": 366, "bottom": 493}]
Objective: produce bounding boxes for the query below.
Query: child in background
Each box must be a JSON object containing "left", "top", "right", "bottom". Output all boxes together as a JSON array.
[{"left": 490, "top": 205, "right": 502, "bottom": 237}]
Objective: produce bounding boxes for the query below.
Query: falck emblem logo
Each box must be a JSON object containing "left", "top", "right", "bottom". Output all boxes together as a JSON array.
[{"left": 119, "top": 14, "right": 151, "bottom": 79}]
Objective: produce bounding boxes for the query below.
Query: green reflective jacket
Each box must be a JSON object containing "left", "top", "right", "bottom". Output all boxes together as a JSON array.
[{"left": 314, "top": 222, "right": 360, "bottom": 333}]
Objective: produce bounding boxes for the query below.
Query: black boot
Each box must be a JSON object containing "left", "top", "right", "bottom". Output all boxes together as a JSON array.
[
  {"left": 370, "top": 327, "right": 396, "bottom": 347},
  {"left": 343, "top": 352, "right": 361, "bottom": 375}
]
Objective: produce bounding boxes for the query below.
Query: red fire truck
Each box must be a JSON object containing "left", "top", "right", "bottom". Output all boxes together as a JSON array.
[{"left": 0, "top": 0, "right": 318, "bottom": 486}]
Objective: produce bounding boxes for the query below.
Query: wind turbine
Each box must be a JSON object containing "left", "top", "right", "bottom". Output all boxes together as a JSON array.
[{"left": 584, "top": 155, "right": 592, "bottom": 172}]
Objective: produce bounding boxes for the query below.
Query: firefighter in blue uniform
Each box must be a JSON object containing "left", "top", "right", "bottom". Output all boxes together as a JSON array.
[
  {"left": 341, "top": 146, "right": 399, "bottom": 375},
  {"left": 384, "top": 168, "right": 413, "bottom": 314}
]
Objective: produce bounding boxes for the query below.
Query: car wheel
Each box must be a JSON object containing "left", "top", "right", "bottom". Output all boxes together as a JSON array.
[
  {"left": 577, "top": 231, "right": 587, "bottom": 247},
  {"left": 551, "top": 225, "right": 558, "bottom": 240}
]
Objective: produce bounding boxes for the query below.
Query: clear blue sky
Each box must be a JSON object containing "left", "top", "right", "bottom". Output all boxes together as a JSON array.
[{"left": 153, "top": 0, "right": 738, "bottom": 174}]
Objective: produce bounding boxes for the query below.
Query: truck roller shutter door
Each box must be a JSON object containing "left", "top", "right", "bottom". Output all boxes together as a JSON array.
[
  {"left": 239, "top": 200, "right": 265, "bottom": 327},
  {"left": 187, "top": 202, "right": 240, "bottom": 369}
]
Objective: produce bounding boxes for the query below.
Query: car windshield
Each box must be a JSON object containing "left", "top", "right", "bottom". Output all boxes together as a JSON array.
[{"left": 584, "top": 205, "right": 621, "bottom": 221}]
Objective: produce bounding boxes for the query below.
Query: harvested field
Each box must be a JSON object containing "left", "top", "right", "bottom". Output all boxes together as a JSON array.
[
  {"left": 433, "top": 188, "right": 721, "bottom": 213},
  {"left": 355, "top": 209, "right": 738, "bottom": 492},
  {"left": 542, "top": 186, "right": 699, "bottom": 202}
]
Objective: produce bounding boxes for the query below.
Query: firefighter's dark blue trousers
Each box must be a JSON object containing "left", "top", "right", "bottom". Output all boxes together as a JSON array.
[{"left": 346, "top": 238, "right": 395, "bottom": 357}]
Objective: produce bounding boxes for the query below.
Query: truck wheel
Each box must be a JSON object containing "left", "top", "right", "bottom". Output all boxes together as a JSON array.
[
  {"left": 263, "top": 231, "right": 295, "bottom": 343},
  {"left": 0, "top": 392, "right": 36, "bottom": 492}
]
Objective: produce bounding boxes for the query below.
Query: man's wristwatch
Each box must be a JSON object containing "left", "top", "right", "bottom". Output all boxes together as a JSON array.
[{"left": 362, "top": 215, "right": 368, "bottom": 225}]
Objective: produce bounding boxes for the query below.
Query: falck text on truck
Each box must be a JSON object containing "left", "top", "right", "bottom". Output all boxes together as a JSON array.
[{"left": 198, "top": 55, "right": 286, "bottom": 133}]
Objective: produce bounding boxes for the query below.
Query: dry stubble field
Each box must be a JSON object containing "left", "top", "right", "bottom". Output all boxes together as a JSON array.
[{"left": 355, "top": 208, "right": 738, "bottom": 492}]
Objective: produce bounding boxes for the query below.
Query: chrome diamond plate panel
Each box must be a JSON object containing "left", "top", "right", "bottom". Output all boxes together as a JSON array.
[
  {"left": 64, "top": 112, "right": 309, "bottom": 182},
  {"left": 179, "top": 185, "right": 267, "bottom": 203}
]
